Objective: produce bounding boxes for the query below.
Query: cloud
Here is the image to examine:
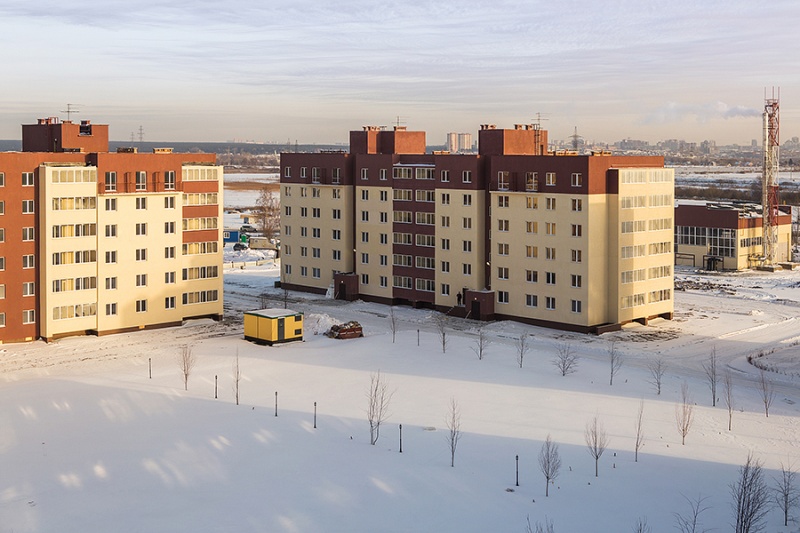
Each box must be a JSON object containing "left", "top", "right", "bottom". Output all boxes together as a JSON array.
[{"left": 643, "top": 101, "right": 762, "bottom": 125}]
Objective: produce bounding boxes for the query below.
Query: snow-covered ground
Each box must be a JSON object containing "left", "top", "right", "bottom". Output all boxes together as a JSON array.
[{"left": 2, "top": 263, "right": 800, "bottom": 532}]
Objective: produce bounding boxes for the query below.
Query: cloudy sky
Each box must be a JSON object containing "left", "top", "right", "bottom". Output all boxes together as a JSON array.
[{"left": 1, "top": 0, "right": 798, "bottom": 145}]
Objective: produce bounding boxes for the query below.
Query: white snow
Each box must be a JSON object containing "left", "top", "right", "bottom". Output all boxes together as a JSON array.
[{"left": 3, "top": 263, "right": 800, "bottom": 532}]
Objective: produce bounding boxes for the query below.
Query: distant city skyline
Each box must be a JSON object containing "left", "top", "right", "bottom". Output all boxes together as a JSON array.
[{"left": 1, "top": 1, "right": 798, "bottom": 146}]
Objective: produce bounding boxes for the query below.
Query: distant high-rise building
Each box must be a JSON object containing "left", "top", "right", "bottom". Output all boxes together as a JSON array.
[{"left": 446, "top": 132, "right": 473, "bottom": 153}]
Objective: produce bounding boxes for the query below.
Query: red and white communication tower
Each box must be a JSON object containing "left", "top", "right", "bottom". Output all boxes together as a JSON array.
[{"left": 762, "top": 89, "right": 780, "bottom": 265}]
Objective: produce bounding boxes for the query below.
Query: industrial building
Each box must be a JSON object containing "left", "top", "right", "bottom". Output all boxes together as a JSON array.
[
  {"left": 674, "top": 201, "right": 792, "bottom": 270},
  {"left": 0, "top": 117, "right": 223, "bottom": 343},
  {"left": 280, "top": 123, "right": 674, "bottom": 333}
]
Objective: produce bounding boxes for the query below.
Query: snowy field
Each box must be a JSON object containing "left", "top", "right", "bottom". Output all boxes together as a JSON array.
[{"left": 2, "top": 262, "right": 800, "bottom": 532}]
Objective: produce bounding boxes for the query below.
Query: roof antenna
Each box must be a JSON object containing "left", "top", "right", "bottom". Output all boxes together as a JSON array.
[{"left": 61, "top": 103, "right": 81, "bottom": 122}]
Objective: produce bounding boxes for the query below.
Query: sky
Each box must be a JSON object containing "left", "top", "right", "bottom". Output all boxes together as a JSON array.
[{"left": 1, "top": 0, "right": 799, "bottom": 146}]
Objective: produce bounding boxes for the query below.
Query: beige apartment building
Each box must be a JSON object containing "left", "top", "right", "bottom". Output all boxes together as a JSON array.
[
  {"left": 281, "top": 124, "right": 674, "bottom": 333},
  {"left": 0, "top": 117, "right": 223, "bottom": 343}
]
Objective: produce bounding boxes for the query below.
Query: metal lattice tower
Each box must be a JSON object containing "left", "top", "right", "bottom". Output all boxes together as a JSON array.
[{"left": 762, "top": 90, "right": 780, "bottom": 265}]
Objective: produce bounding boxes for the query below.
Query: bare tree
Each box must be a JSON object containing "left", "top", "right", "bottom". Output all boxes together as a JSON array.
[
  {"left": 673, "top": 494, "right": 712, "bottom": 533},
  {"left": 389, "top": 307, "right": 397, "bottom": 343},
  {"left": 445, "top": 397, "right": 462, "bottom": 467},
  {"left": 676, "top": 382, "right": 694, "bottom": 446},
  {"left": 634, "top": 399, "right": 645, "bottom": 462},
  {"left": 647, "top": 356, "right": 667, "bottom": 395},
  {"left": 723, "top": 369, "right": 734, "bottom": 431},
  {"left": 434, "top": 315, "right": 448, "bottom": 353},
  {"left": 176, "top": 345, "right": 196, "bottom": 391},
  {"left": 471, "top": 327, "right": 491, "bottom": 360},
  {"left": 538, "top": 434, "right": 562, "bottom": 497},
  {"left": 515, "top": 333, "right": 530, "bottom": 369},
  {"left": 552, "top": 343, "right": 579, "bottom": 377},
  {"left": 774, "top": 460, "right": 799, "bottom": 527},
  {"left": 231, "top": 350, "right": 242, "bottom": 406},
  {"left": 526, "top": 516, "right": 555, "bottom": 533},
  {"left": 256, "top": 187, "right": 281, "bottom": 241},
  {"left": 703, "top": 347, "right": 719, "bottom": 407},
  {"left": 584, "top": 415, "right": 608, "bottom": 477},
  {"left": 730, "top": 452, "right": 770, "bottom": 533},
  {"left": 608, "top": 341, "right": 623, "bottom": 386},
  {"left": 631, "top": 517, "right": 651, "bottom": 533},
  {"left": 366, "top": 371, "right": 394, "bottom": 445},
  {"left": 758, "top": 369, "right": 775, "bottom": 417}
]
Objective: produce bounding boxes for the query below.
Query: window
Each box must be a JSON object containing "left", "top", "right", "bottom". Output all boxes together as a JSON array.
[
  {"left": 361, "top": 210, "right": 369, "bottom": 222},
  {"left": 392, "top": 276, "right": 412, "bottom": 289},
  {"left": 22, "top": 200, "right": 34, "bottom": 214},
  {"left": 312, "top": 207, "right": 321, "bottom": 218},
  {"left": 526, "top": 294, "right": 538, "bottom": 307},
  {"left": 571, "top": 224, "right": 582, "bottom": 237},
  {"left": 105, "top": 277, "right": 117, "bottom": 290},
  {"left": 22, "top": 172, "right": 34, "bottom": 186},
  {"left": 571, "top": 274, "right": 582, "bottom": 288},
  {"left": 311, "top": 168, "right": 321, "bottom": 183},
  {"left": 497, "top": 267, "right": 509, "bottom": 280},
  {"left": 462, "top": 240, "right": 472, "bottom": 252},
  {"left": 441, "top": 170, "right": 450, "bottom": 182},
  {"left": 462, "top": 217, "right": 472, "bottom": 229},
  {"left": 497, "top": 291, "right": 509, "bottom": 304},
  {"left": 415, "top": 212, "right": 435, "bottom": 225},
  {"left": 0, "top": 201, "right": 3, "bottom": 215},
  {"left": 22, "top": 227, "right": 34, "bottom": 241},
  {"left": 546, "top": 197, "right": 556, "bottom": 210},
  {"left": 546, "top": 222, "right": 556, "bottom": 235},
  {"left": 462, "top": 171, "right": 472, "bottom": 183},
  {"left": 165, "top": 221, "right": 176, "bottom": 234},
  {"left": 497, "top": 195, "right": 509, "bottom": 208},
  {"left": 441, "top": 216, "right": 450, "bottom": 227},
  {"left": 361, "top": 168, "right": 368, "bottom": 180},
  {"left": 497, "top": 243, "right": 509, "bottom": 255},
  {"left": 136, "top": 299, "right": 147, "bottom": 313},
  {"left": 416, "top": 190, "right": 435, "bottom": 202},
  {"left": 497, "top": 219, "right": 509, "bottom": 232},
  {"left": 415, "top": 168, "right": 435, "bottom": 180},
  {"left": 332, "top": 188, "right": 341, "bottom": 199},
  {"left": 380, "top": 233, "right": 388, "bottom": 244},
  {"left": 526, "top": 245, "right": 538, "bottom": 258},
  {"left": 441, "top": 193, "right": 450, "bottom": 205},
  {"left": 393, "top": 167, "right": 411, "bottom": 179},
  {"left": 136, "top": 248, "right": 147, "bottom": 261},
  {"left": 284, "top": 166, "right": 291, "bottom": 178},
  {"left": 0, "top": 285, "right": 4, "bottom": 298},
  {"left": 23, "top": 255, "right": 34, "bottom": 269},
  {"left": 526, "top": 172, "right": 537, "bottom": 191},
  {"left": 361, "top": 189, "right": 369, "bottom": 201},
  {"left": 106, "top": 303, "right": 117, "bottom": 316},
  {"left": 0, "top": 172, "right": 4, "bottom": 186},
  {"left": 380, "top": 254, "right": 388, "bottom": 266},
  {"left": 545, "top": 297, "right": 556, "bottom": 311},
  {"left": 545, "top": 247, "right": 556, "bottom": 260},
  {"left": 165, "top": 246, "right": 176, "bottom": 259},
  {"left": 301, "top": 187, "right": 307, "bottom": 198},
  {"left": 571, "top": 173, "right": 582, "bottom": 187},
  {"left": 462, "top": 263, "right": 472, "bottom": 275},
  {"left": 105, "top": 224, "right": 117, "bottom": 237},
  {"left": 546, "top": 272, "right": 556, "bottom": 285},
  {"left": 0, "top": 257, "right": 4, "bottom": 270},
  {"left": 300, "top": 207, "right": 308, "bottom": 218},
  {"left": 23, "top": 309, "right": 35, "bottom": 324},
  {"left": 462, "top": 194, "right": 472, "bottom": 206},
  {"left": 571, "top": 299, "right": 582, "bottom": 313},
  {"left": 394, "top": 189, "right": 412, "bottom": 201},
  {"left": 136, "top": 274, "right": 148, "bottom": 287},
  {"left": 165, "top": 271, "right": 176, "bottom": 284},
  {"left": 105, "top": 251, "right": 117, "bottom": 264},
  {"left": 105, "top": 171, "right": 117, "bottom": 192},
  {"left": 136, "top": 197, "right": 147, "bottom": 210},
  {"left": 332, "top": 250, "right": 341, "bottom": 261},
  {"left": 332, "top": 209, "right": 341, "bottom": 219},
  {"left": 526, "top": 270, "right": 538, "bottom": 283},
  {"left": 526, "top": 221, "right": 538, "bottom": 234},
  {"left": 498, "top": 171, "right": 509, "bottom": 190},
  {"left": 332, "top": 229, "right": 341, "bottom": 240},
  {"left": 441, "top": 261, "right": 450, "bottom": 273},
  {"left": 571, "top": 249, "right": 582, "bottom": 263},
  {"left": 0, "top": 312, "right": 6, "bottom": 327},
  {"left": 380, "top": 276, "right": 388, "bottom": 288},
  {"left": 545, "top": 172, "right": 556, "bottom": 186},
  {"left": 572, "top": 198, "right": 582, "bottom": 212},
  {"left": 441, "top": 283, "right": 450, "bottom": 296},
  {"left": 393, "top": 254, "right": 412, "bottom": 267},
  {"left": 106, "top": 198, "right": 117, "bottom": 211},
  {"left": 361, "top": 231, "right": 369, "bottom": 243},
  {"left": 165, "top": 296, "right": 176, "bottom": 309},
  {"left": 135, "top": 223, "right": 147, "bottom": 236},
  {"left": 361, "top": 273, "right": 369, "bottom": 285},
  {"left": 22, "top": 282, "right": 35, "bottom": 296},
  {"left": 527, "top": 196, "right": 538, "bottom": 209},
  {"left": 135, "top": 171, "right": 147, "bottom": 191},
  {"left": 441, "top": 238, "right": 450, "bottom": 250},
  {"left": 300, "top": 167, "right": 307, "bottom": 179},
  {"left": 361, "top": 253, "right": 369, "bottom": 264},
  {"left": 416, "top": 234, "right": 435, "bottom": 247}
]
